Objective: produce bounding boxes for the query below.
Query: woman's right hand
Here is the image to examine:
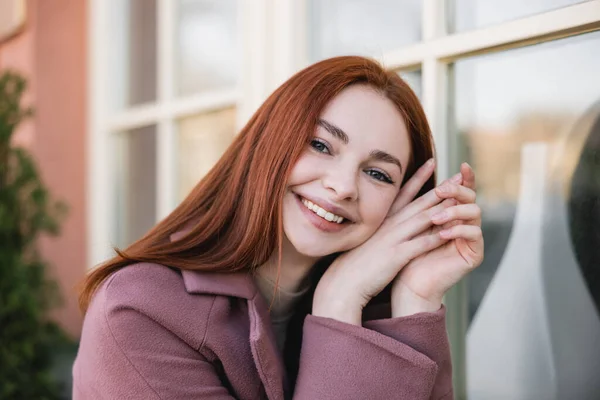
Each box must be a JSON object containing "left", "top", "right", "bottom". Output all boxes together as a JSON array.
[{"left": 312, "top": 160, "right": 462, "bottom": 325}]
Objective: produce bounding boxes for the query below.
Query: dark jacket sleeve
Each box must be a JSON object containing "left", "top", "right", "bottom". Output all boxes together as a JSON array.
[{"left": 293, "top": 306, "right": 453, "bottom": 400}]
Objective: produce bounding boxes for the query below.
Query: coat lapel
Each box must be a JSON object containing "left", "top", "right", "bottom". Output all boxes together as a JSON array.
[
  {"left": 247, "top": 289, "right": 287, "bottom": 400},
  {"left": 181, "top": 269, "right": 287, "bottom": 400}
]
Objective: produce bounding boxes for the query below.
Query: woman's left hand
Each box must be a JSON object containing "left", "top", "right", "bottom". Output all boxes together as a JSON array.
[{"left": 391, "top": 163, "right": 484, "bottom": 317}]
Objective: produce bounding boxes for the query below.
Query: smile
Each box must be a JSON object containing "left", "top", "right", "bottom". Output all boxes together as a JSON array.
[{"left": 300, "top": 198, "right": 345, "bottom": 224}]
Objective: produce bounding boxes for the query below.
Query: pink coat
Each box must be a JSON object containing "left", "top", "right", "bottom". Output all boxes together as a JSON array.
[{"left": 73, "top": 262, "right": 453, "bottom": 399}]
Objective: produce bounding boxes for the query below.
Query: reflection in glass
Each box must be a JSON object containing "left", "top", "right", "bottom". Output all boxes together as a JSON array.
[
  {"left": 454, "top": 31, "right": 600, "bottom": 324},
  {"left": 176, "top": 0, "right": 238, "bottom": 96},
  {"left": 308, "top": 0, "right": 421, "bottom": 61},
  {"left": 567, "top": 105, "right": 600, "bottom": 315},
  {"left": 177, "top": 108, "right": 236, "bottom": 201},
  {"left": 113, "top": 126, "right": 157, "bottom": 248},
  {"left": 453, "top": 31, "right": 600, "bottom": 399},
  {"left": 452, "top": 0, "right": 586, "bottom": 32}
]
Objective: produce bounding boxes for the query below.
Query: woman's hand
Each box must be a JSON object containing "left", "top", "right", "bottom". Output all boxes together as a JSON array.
[
  {"left": 313, "top": 159, "right": 458, "bottom": 325},
  {"left": 391, "top": 163, "right": 484, "bottom": 317}
]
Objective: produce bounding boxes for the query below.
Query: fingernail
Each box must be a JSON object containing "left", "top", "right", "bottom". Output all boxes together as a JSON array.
[
  {"left": 426, "top": 158, "right": 435, "bottom": 167},
  {"left": 431, "top": 211, "right": 447, "bottom": 222},
  {"left": 451, "top": 173, "right": 462, "bottom": 183}
]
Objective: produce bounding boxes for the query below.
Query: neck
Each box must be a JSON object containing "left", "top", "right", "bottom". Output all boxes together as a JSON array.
[{"left": 254, "top": 237, "right": 317, "bottom": 316}]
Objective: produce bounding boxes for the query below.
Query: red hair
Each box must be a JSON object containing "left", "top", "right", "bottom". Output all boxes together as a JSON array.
[{"left": 79, "top": 56, "right": 436, "bottom": 312}]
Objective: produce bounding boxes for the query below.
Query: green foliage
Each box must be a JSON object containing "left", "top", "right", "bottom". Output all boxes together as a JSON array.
[{"left": 0, "top": 71, "right": 71, "bottom": 399}]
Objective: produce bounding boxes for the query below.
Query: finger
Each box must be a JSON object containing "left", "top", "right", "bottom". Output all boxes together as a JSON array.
[
  {"left": 388, "top": 158, "right": 435, "bottom": 216},
  {"left": 440, "top": 225, "right": 484, "bottom": 268},
  {"left": 392, "top": 172, "right": 462, "bottom": 223},
  {"left": 395, "top": 231, "right": 448, "bottom": 264},
  {"left": 394, "top": 198, "right": 457, "bottom": 241},
  {"left": 435, "top": 182, "right": 476, "bottom": 204},
  {"left": 430, "top": 204, "right": 481, "bottom": 225},
  {"left": 439, "top": 224, "right": 483, "bottom": 243},
  {"left": 460, "top": 162, "right": 476, "bottom": 191}
]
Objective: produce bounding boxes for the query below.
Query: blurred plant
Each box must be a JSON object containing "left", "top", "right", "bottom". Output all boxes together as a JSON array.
[{"left": 0, "top": 71, "right": 71, "bottom": 399}]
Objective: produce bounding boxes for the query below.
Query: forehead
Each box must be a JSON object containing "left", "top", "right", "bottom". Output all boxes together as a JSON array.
[{"left": 319, "top": 84, "right": 411, "bottom": 164}]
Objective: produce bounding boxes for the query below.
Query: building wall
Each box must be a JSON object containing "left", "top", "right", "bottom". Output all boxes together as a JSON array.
[{"left": 0, "top": 0, "right": 87, "bottom": 339}]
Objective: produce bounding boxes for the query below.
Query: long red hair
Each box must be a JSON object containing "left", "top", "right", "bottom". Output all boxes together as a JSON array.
[{"left": 79, "top": 56, "right": 436, "bottom": 312}]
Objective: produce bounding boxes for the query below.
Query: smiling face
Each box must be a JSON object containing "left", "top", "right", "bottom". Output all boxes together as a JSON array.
[{"left": 282, "top": 84, "right": 412, "bottom": 258}]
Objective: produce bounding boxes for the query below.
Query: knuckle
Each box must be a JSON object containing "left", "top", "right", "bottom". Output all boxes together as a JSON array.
[
  {"left": 443, "top": 198, "right": 457, "bottom": 207},
  {"left": 427, "top": 233, "right": 441, "bottom": 246}
]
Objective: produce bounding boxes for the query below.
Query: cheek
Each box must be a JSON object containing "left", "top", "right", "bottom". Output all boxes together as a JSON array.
[
  {"left": 287, "top": 152, "right": 320, "bottom": 186},
  {"left": 359, "top": 187, "right": 397, "bottom": 226}
]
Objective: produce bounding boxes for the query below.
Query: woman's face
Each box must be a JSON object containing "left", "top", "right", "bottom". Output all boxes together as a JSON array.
[{"left": 283, "top": 84, "right": 411, "bottom": 258}]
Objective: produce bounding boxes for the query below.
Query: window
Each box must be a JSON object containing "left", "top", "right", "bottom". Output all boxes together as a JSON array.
[
  {"left": 90, "top": 0, "right": 239, "bottom": 259},
  {"left": 452, "top": 0, "right": 587, "bottom": 31},
  {"left": 308, "top": 0, "right": 422, "bottom": 61},
  {"left": 90, "top": 1, "right": 600, "bottom": 397},
  {"left": 453, "top": 31, "right": 600, "bottom": 398}
]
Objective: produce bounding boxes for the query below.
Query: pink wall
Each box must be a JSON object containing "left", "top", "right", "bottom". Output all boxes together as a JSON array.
[{"left": 0, "top": 0, "right": 87, "bottom": 339}]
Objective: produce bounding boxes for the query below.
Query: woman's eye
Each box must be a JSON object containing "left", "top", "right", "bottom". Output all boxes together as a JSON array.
[
  {"left": 366, "top": 169, "right": 394, "bottom": 184},
  {"left": 310, "top": 139, "right": 331, "bottom": 154}
]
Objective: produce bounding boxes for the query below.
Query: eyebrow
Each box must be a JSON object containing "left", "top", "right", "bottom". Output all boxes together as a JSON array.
[
  {"left": 318, "top": 118, "right": 403, "bottom": 174},
  {"left": 370, "top": 150, "right": 403, "bottom": 174},
  {"left": 318, "top": 119, "right": 348, "bottom": 144}
]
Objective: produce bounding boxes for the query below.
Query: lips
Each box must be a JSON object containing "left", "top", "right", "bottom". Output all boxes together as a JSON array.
[
  {"left": 301, "top": 197, "right": 345, "bottom": 223},
  {"left": 293, "top": 194, "right": 353, "bottom": 233},
  {"left": 295, "top": 193, "right": 355, "bottom": 223}
]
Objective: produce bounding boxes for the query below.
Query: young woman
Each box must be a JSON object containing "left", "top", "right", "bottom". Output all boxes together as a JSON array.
[{"left": 73, "top": 56, "right": 483, "bottom": 399}]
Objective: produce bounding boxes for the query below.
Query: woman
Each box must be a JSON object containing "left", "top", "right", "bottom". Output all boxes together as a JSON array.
[{"left": 73, "top": 56, "right": 483, "bottom": 399}]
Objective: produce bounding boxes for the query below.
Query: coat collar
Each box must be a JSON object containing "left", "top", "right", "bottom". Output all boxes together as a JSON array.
[
  {"left": 181, "top": 269, "right": 257, "bottom": 299},
  {"left": 170, "top": 226, "right": 288, "bottom": 400},
  {"left": 170, "top": 225, "right": 258, "bottom": 299}
]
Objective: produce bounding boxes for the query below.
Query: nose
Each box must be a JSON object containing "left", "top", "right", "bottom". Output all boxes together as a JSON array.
[{"left": 322, "top": 168, "right": 358, "bottom": 202}]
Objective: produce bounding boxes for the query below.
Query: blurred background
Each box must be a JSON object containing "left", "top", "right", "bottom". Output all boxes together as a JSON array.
[{"left": 1, "top": 0, "right": 599, "bottom": 399}]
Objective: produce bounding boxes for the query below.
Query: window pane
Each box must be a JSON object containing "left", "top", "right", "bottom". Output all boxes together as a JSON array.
[
  {"left": 399, "top": 70, "right": 422, "bottom": 100},
  {"left": 453, "top": 0, "right": 587, "bottom": 32},
  {"left": 177, "top": 108, "right": 236, "bottom": 202},
  {"left": 453, "top": 32, "right": 600, "bottom": 398},
  {"left": 176, "top": 0, "right": 238, "bottom": 96},
  {"left": 114, "top": 0, "right": 157, "bottom": 109},
  {"left": 308, "top": 0, "right": 421, "bottom": 62},
  {"left": 113, "top": 126, "right": 157, "bottom": 248}
]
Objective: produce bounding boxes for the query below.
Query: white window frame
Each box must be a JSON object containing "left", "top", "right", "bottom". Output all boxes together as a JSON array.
[{"left": 88, "top": 0, "right": 600, "bottom": 396}]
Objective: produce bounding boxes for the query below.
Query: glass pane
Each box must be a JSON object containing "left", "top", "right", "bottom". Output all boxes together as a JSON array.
[
  {"left": 176, "top": 0, "right": 238, "bottom": 96},
  {"left": 453, "top": 32, "right": 600, "bottom": 398},
  {"left": 177, "top": 108, "right": 236, "bottom": 201},
  {"left": 398, "top": 70, "right": 422, "bottom": 100},
  {"left": 308, "top": 0, "right": 422, "bottom": 62},
  {"left": 113, "top": 125, "right": 157, "bottom": 248},
  {"left": 453, "top": 0, "right": 587, "bottom": 32},
  {"left": 115, "top": 0, "right": 157, "bottom": 108}
]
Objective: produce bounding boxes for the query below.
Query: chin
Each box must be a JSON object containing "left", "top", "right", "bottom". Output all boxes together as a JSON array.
[
  {"left": 287, "top": 236, "right": 340, "bottom": 259},
  {"left": 285, "top": 229, "right": 360, "bottom": 259}
]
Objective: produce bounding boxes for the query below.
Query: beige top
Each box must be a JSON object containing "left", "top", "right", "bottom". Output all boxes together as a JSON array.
[{"left": 254, "top": 273, "right": 311, "bottom": 352}]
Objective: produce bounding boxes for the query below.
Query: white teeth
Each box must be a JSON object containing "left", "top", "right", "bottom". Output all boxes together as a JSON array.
[{"left": 301, "top": 198, "right": 345, "bottom": 224}]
